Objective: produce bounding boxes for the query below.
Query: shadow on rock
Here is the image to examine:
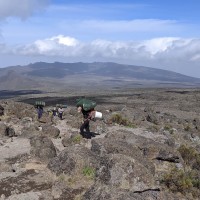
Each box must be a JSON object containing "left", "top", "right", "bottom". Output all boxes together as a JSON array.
[{"left": 81, "top": 132, "right": 100, "bottom": 139}]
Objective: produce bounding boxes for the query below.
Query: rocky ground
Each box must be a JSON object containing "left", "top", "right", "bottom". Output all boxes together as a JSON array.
[{"left": 0, "top": 88, "right": 200, "bottom": 199}]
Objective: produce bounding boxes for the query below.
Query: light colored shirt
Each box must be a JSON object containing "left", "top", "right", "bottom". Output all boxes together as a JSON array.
[{"left": 58, "top": 108, "right": 64, "bottom": 113}]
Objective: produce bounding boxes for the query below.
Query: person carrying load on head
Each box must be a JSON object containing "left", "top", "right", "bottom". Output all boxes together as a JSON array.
[
  {"left": 76, "top": 98, "right": 97, "bottom": 137},
  {"left": 35, "top": 101, "right": 45, "bottom": 120},
  {"left": 37, "top": 105, "right": 43, "bottom": 119},
  {"left": 58, "top": 106, "right": 64, "bottom": 120}
]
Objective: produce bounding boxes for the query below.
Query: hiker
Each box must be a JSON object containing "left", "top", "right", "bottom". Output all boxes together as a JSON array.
[
  {"left": 76, "top": 98, "right": 96, "bottom": 137},
  {"left": 78, "top": 106, "right": 95, "bottom": 137},
  {"left": 35, "top": 101, "right": 45, "bottom": 120},
  {"left": 37, "top": 105, "right": 43, "bottom": 120},
  {"left": 52, "top": 107, "right": 57, "bottom": 117},
  {"left": 58, "top": 106, "right": 64, "bottom": 120},
  {"left": 0, "top": 105, "right": 4, "bottom": 116}
]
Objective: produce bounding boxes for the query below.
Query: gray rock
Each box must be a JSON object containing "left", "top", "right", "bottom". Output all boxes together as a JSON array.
[
  {"left": 0, "top": 122, "right": 7, "bottom": 136},
  {"left": 146, "top": 113, "right": 160, "bottom": 125},
  {"left": 30, "top": 136, "right": 57, "bottom": 162},
  {"left": 20, "top": 124, "right": 41, "bottom": 138},
  {"left": 42, "top": 125, "right": 60, "bottom": 138},
  {"left": 5, "top": 127, "right": 16, "bottom": 137},
  {"left": 48, "top": 146, "right": 99, "bottom": 176}
]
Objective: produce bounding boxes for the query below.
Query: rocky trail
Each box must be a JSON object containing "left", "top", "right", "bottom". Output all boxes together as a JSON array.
[{"left": 0, "top": 89, "right": 200, "bottom": 199}]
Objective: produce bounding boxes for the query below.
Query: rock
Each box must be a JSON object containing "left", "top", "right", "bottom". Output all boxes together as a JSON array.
[
  {"left": 102, "top": 154, "right": 157, "bottom": 191},
  {"left": 20, "top": 124, "right": 41, "bottom": 138},
  {"left": 83, "top": 184, "right": 163, "bottom": 200},
  {"left": 51, "top": 181, "right": 84, "bottom": 199},
  {"left": 0, "top": 122, "right": 7, "bottom": 136},
  {"left": 61, "top": 133, "right": 81, "bottom": 147},
  {"left": 5, "top": 127, "right": 16, "bottom": 137},
  {"left": 30, "top": 136, "right": 57, "bottom": 162},
  {"left": 91, "top": 136, "right": 155, "bottom": 175},
  {"left": 21, "top": 117, "right": 33, "bottom": 128},
  {"left": 42, "top": 125, "right": 60, "bottom": 138},
  {"left": 38, "top": 113, "right": 52, "bottom": 124},
  {"left": 146, "top": 113, "right": 160, "bottom": 125},
  {"left": 3, "top": 101, "right": 36, "bottom": 120},
  {"left": 89, "top": 120, "right": 107, "bottom": 135},
  {"left": 193, "top": 118, "right": 200, "bottom": 130},
  {"left": 156, "top": 149, "right": 181, "bottom": 163},
  {"left": 48, "top": 146, "right": 99, "bottom": 176}
]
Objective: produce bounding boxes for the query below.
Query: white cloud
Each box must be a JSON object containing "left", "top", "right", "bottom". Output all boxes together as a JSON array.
[
  {"left": 0, "top": 0, "right": 50, "bottom": 20},
  {"left": 139, "top": 37, "right": 180, "bottom": 55},
  {"left": 1, "top": 35, "right": 200, "bottom": 77},
  {"left": 10, "top": 35, "right": 200, "bottom": 60}
]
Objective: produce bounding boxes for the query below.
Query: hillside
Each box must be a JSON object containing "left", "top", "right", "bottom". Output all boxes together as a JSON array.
[
  {"left": 0, "top": 88, "right": 200, "bottom": 199},
  {"left": 0, "top": 62, "right": 200, "bottom": 90}
]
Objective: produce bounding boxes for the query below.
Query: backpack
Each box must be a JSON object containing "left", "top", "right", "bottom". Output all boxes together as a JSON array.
[{"left": 76, "top": 98, "right": 96, "bottom": 111}]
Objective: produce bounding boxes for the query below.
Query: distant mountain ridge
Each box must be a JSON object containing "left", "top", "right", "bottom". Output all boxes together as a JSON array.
[{"left": 0, "top": 62, "right": 200, "bottom": 90}]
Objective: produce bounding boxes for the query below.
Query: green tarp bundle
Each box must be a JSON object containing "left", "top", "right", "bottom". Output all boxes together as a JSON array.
[
  {"left": 76, "top": 98, "right": 96, "bottom": 111},
  {"left": 35, "top": 101, "right": 45, "bottom": 107},
  {"left": 56, "top": 104, "right": 67, "bottom": 108}
]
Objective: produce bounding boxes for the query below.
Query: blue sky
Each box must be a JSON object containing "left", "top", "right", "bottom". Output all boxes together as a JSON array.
[{"left": 1, "top": 0, "right": 200, "bottom": 77}]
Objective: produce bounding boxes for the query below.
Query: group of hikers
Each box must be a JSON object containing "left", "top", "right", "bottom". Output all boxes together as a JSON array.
[{"left": 35, "top": 98, "right": 102, "bottom": 138}]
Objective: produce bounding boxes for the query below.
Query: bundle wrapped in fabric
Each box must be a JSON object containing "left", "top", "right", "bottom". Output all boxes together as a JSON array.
[
  {"left": 56, "top": 104, "right": 67, "bottom": 108},
  {"left": 76, "top": 98, "right": 96, "bottom": 111},
  {"left": 34, "top": 101, "right": 45, "bottom": 107}
]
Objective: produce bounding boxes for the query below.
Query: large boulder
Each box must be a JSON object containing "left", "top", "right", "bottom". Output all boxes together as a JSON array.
[
  {"left": 20, "top": 124, "right": 41, "bottom": 138},
  {"left": 20, "top": 117, "right": 33, "bottom": 128},
  {"left": 0, "top": 122, "right": 16, "bottom": 137},
  {"left": 2, "top": 100, "right": 36, "bottom": 119},
  {"left": 30, "top": 136, "right": 57, "bottom": 162},
  {"left": 48, "top": 146, "right": 99, "bottom": 176},
  {"left": 42, "top": 125, "right": 60, "bottom": 138},
  {"left": 5, "top": 126, "right": 16, "bottom": 137}
]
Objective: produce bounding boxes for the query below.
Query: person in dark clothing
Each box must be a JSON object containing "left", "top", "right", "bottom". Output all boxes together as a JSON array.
[
  {"left": 78, "top": 106, "right": 95, "bottom": 137},
  {"left": 0, "top": 105, "right": 4, "bottom": 116},
  {"left": 37, "top": 106, "right": 43, "bottom": 119},
  {"left": 52, "top": 107, "right": 57, "bottom": 117}
]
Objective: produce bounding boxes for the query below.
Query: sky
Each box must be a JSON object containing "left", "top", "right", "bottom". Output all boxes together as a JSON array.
[{"left": 1, "top": 0, "right": 200, "bottom": 77}]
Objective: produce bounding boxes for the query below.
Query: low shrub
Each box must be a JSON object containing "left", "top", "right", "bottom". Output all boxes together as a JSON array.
[
  {"left": 72, "top": 135, "right": 82, "bottom": 144},
  {"left": 178, "top": 145, "right": 200, "bottom": 170},
  {"left": 82, "top": 166, "right": 95, "bottom": 179},
  {"left": 161, "top": 168, "right": 200, "bottom": 197},
  {"left": 110, "top": 113, "right": 136, "bottom": 127},
  {"left": 184, "top": 125, "right": 191, "bottom": 131}
]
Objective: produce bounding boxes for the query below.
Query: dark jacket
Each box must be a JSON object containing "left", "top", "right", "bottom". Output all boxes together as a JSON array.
[{"left": 82, "top": 108, "right": 94, "bottom": 119}]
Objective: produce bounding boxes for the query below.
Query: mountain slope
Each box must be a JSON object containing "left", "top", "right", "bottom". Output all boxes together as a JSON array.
[
  {"left": 0, "top": 62, "right": 199, "bottom": 90},
  {"left": 0, "top": 70, "right": 41, "bottom": 90}
]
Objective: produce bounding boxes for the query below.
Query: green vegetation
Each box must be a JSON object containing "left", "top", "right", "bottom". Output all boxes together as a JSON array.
[
  {"left": 147, "top": 125, "right": 160, "bottom": 132},
  {"left": 184, "top": 125, "right": 191, "bottom": 131},
  {"left": 82, "top": 166, "right": 95, "bottom": 179},
  {"left": 110, "top": 113, "right": 136, "bottom": 128},
  {"left": 164, "top": 124, "right": 174, "bottom": 134},
  {"left": 164, "top": 124, "right": 172, "bottom": 131},
  {"left": 178, "top": 145, "right": 200, "bottom": 169},
  {"left": 161, "top": 168, "right": 200, "bottom": 197},
  {"left": 72, "top": 135, "right": 82, "bottom": 144},
  {"left": 161, "top": 145, "right": 200, "bottom": 197}
]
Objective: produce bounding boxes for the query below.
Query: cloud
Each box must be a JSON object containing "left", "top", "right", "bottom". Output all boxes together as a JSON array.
[
  {"left": 0, "top": 0, "right": 50, "bottom": 20},
  {"left": 2, "top": 35, "right": 200, "bottom": 77},
  {"left": 13, "top": 35, "right": 200, "bottom": 60}
]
